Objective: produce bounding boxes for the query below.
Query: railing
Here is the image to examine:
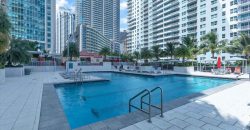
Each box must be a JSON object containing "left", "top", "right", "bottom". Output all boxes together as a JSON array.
[
  {"left": 129, "top": 87, "right": 164, "bottom": 123},
  {"left": 141, "top": 87, "right": 164, "bottom": 117},
  {"left": 26, "top": 61, "right": 56, "bottom": 66},
  {"left": 129, "top": 89, "right": 152, "bottom": 122},
  {"left": 78, "top": 62, "right": 103, "bottom": 66}
]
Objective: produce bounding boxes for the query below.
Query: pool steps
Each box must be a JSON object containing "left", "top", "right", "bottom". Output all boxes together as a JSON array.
[{"left": 129, "top": 87, "right": 164, "bottom": 123}]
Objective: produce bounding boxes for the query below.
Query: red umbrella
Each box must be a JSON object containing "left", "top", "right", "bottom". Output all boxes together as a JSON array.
[{"left": 217, "top": 57, "right": 222, "bottom": 69}]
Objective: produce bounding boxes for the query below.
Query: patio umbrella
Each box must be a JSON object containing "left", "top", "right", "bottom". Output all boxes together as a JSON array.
[{"left": 217, "top": 57, "right": 222, "bottom": 69}]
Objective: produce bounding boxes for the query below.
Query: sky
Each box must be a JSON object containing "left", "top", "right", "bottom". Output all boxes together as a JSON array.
[{"left": 56, "top": 0, "right": 128, "bottom": 31}]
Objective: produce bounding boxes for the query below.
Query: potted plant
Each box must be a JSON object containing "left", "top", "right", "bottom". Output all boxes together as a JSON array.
[{"left": 1, "top": 39, "right": 32, "bottom": 77}]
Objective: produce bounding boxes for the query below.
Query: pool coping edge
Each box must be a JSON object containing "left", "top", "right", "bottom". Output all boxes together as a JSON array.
[{"left": 39, "top": 77, "right": 246, "bottom": 130}]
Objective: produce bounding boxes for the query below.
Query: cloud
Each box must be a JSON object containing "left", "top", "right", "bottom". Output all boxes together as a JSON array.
[
  {"left": 120, "top": 28, "right": 127, "bottom": 31},
  {"left": 56, "top": 0, "right": 69, "bottom": 10},
  {"left": 70, "top": 6, "right": 76, "bottom": 13},
  {"left": 121, "top": 17, "right": 127, "bottom": 24},
  {"left": 120, "top": 2, "right": 127, "bottom": 10}
]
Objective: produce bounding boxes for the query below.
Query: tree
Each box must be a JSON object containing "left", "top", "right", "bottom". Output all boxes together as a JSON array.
[
  {"left": 164, "top": 42, "right": 177, "bottom": 59},
  {"left": 0, "top": 6, "right": 11, "bottom": 54},
  {"left": 0, "top": 33, "right": 8, "bottom": 53},
  {"left": 99, "top": 47, "right": 110, "bottom": 61},
  {"left": 175, "top": 37, "right": 195, "bottom": 63},
  {"left": 226, "top": 33, "right": 250, "bottom": 59},
  {"left": 151, "top": 45, "right": 162, "bottom": 61},
  {"left": 133, "top": 51, "right": 140, "bottom": 62},
  {"left": 63, "top": 43, "right": 79, "bottom": 61},
  {"left": 140, "top": 48, "right": 152, "bottom": 63},
  {"left": 200, "top": 32, "right": 226, "bottom": 58},
  {"left": 0, "top": 39, "right": 33, "bottom": 66},
  {"left": 120, "top": 53, "right": 133, "bottom": 62}
]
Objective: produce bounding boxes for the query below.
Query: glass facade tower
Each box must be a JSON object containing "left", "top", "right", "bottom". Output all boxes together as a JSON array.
[
  {"left": 75, "top": 0, "right": 120, "bottom": 52},
  {"left": 5, "top": 0, "right": 55, "bottom": 52}
]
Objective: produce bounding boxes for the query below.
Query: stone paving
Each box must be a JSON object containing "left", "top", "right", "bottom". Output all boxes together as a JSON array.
[
  {"left": 121, "top": 81, "right": 250, "bottom": 130},
  {"left": 0, "top": 72, "right": 103, "bottom": 130}
]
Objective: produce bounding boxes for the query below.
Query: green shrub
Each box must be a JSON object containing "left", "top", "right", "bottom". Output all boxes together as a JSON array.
[{"left": 175, "top": 62, "right": 193, "bottom": 67}]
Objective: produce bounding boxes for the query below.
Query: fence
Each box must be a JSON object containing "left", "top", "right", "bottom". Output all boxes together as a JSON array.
[{"left": 25, "top": 61, "right": 65, "bottom": 72}]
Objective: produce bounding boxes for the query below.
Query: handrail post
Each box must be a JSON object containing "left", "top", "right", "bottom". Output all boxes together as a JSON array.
[
  {"left": 148, "top": 92, "right": 151, "bottom": 123},
  {"left": 159, "top": 87, "right": 164, "bottom": 117}
]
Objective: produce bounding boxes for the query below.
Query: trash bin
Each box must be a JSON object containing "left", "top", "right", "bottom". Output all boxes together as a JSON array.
[{"left": 24, "top": 68, "right": 31, "bottom": 75}]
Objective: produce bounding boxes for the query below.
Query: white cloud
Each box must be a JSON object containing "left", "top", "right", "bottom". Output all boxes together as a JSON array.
[
  {"left": 120, "top": 28, "right": 127, "bottom": 31},
  {"left": 121, "top": 17, "right": 127, "bottom": 24},
  {"left": 56, "top": 0, "right": 69, "bottom": 10},
  {"left": 120, "top": 2, "right": 127, "bottom": 10},
  {"left": 70, "top": 6, "right": 76, "bottom": 13}
]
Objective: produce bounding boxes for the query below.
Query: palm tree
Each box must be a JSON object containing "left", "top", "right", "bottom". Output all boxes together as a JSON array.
[
  {"left": 99, "top": 47, "right": 110, "bottom": 61},
  {"left": 63, "top": 43, "right": 80, "bottom": 61},
  {"left": 226, "top": 33, "right": 250, "bottom": 59},
  {"left": 151, "top": 45, "right": 162, "bottom": 61},
  {"left": 175, "top": 45, "right": 190, "bottom": 63},
  {"left": 165, "top": 42, "right": 177, "bottom": 59},
  {"left": 200, "top": 32, "right": 226, "bottom": 58},
  {"left": 133, "top": 51, "right": 140, "bottom": 62},
  {"left": 175, "top": 37, "right": 195, "bottom": 63},
  {"left": 0, "top": 6, "right": 11, "bottom": 54},
  {"left": 140, "top": 48, "right": 152, "bottom": 63}
]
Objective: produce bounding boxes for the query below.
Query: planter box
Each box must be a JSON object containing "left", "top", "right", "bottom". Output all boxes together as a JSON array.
[
  {"left": 0, "top": 69, "right": 5, "bottom": 84},
  {"left": 174, "top": 66, "right": 194, "bottom": 73},
  {"left": 5, "top": 67, "right": 24, "bottom": 77}
]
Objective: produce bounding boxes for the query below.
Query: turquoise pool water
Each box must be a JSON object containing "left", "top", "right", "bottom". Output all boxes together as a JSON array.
[{"left": 55, "top": 72, "right": 233, "bottom": 129}]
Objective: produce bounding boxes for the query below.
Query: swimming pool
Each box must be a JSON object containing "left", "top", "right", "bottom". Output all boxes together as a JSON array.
[{"left": 55, "top": 72, "right": 234, "bottom": 129}]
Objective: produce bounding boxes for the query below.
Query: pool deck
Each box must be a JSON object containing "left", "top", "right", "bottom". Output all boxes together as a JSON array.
[
  {"left": 0, "top": 72, "right": 106, "bottom": 130},
  {"left": 114, "top": 70, "right": 249, "bottom": 79},
  {"left": 121, "top": 80, "right": 250, "bottom": 130},
  {"left": 0, "top": 71, "right": 249, "bottom": 130}
]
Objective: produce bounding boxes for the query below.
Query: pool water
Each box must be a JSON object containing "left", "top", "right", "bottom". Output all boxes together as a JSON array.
[{"left": 55, "top": 72, "right": 233, "bottom": 129}]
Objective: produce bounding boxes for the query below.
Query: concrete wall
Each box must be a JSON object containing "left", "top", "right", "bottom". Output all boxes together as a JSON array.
[
  {"left": 0, "top": 69, "right": 5, "bottom": 84},
  {"left": 5, "top": 67, "right": 24, "bottom": 77},
  {"left": 174, "top": 66, "right": 195, "bottom": 73},
  {"left": 66, "top": 62, "right": 112, "bottom": 72}
]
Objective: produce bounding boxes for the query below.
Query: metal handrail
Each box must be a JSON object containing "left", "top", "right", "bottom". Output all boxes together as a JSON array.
[
  {"left": 129, "top": 89, "right": 152, "bottom": 122},
  {"left": 141, "top": 87, "right": 163, "bottom": 117}
]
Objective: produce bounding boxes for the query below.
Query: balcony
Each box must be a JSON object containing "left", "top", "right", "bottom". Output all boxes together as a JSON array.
[{"left": 188, "top": 17, "right": 197, "bottom": 22}]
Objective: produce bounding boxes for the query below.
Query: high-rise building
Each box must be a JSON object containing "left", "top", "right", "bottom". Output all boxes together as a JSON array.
[
  {"left": 127, "top": 0, "right": 247, "bottom": 60},
  {"left": 4, "top": 0, "right": 56, "bottom": 53},
  {"left": 75, "top": 24, "right": 111, "bottom": 53},
  {"left": 56, "top": 7, "right": 76, "bottom": 54},
  {"left": 75, "top": 0, "right": 120, "bottom": 52},
  {"left": 120, "top": 30, "right": 128, "bottom": 54}
]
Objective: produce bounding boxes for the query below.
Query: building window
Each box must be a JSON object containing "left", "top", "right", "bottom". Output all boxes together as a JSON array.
[
  {"left": 211, "top": 14, "right": 217, "bottom": 19},
  {"left": 222, "top": 4, "right": 226, "bottom": 8},
  {"left": 222, "top": 19, "right": 226, "bottom": 23},
  {"left": 200, "top": 10, "right": 206, "bottom": 15},
  {"left": 222, "top": 26, "right": 225, "bottom": 31},
  {"left": 200, "top": 17, "right": 206, "bottom": 22},
  {"left": 211, "top": 28, "right": 217, "bottom": 32},
  {"left": 200, "top": 24, "right": 206, "bottom": 29},
  {"left": 222, "top": 34, "right": 225, "bottom": 38},
  {"left": 222, "top": 11, "right": 226, "bottom": 16},
  {"left": 211, "top": 0, "right": 217, "bottom": 5},
  {"left": 200, "top": 31, "right": 206, "bottom": 35},
  {"left": 211, "top": 21, "right": 217, "bottom": 26},
  {"left": 211, "top": 7, "right": 218, "bottom": 12},
  {"left": 200, "top": 4, "right": 206, "bottom": 9}
]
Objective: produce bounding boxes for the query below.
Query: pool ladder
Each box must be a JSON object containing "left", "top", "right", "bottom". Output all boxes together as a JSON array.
[{"left": 129, "top": 87, "right": 163, "bottom": 122}]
